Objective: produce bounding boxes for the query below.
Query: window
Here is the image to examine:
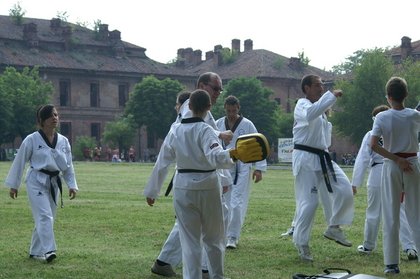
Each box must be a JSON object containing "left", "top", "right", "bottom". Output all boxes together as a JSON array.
[
  {"left": 91, "top": 123, "right": 101, "bottom": 142},
  {"left": 118, "top": 83, "right": 129, "bottom": 107},
  {"left": 59, "top": 80, "right": 71, "bottom": 106},
  {"left": 60, "top": 122, "right": 72, "bottom": 144},
  {"left": 90, "top": 82, "right": 99, "bottom": 107}
]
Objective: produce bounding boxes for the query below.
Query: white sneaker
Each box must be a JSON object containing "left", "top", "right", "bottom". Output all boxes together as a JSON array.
[
  {"left": 296, "top": 244, "right": 313, "bottom": 262},
  {"left": 405, "top": 249, "right": 418, "bottom": 261},
  {"left": 323, "top": 227, "right": 352, "bottom": 247},
  {"left": 226, "top": 237, "right": 237, "bottom": 249},
  {"left": 281, "top": 226, "right": 294, "bottom": 237},
  {"left": 357, "top": 244, "right": 372, "bottom": 254}
]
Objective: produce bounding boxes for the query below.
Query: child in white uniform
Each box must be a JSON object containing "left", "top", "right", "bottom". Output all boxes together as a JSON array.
[
  {"left": 352, "top": 105, "right": 417, "bottom": 260},
  {"left": 5, "top": 104, "right": 78, "bottom": 263},
  {"left": 370, "top": 77, "right": 420, "bottom": 274}
]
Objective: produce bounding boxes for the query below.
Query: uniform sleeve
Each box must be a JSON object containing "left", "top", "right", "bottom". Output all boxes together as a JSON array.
[
  {"left": 202, "top": 126, "right": 234, "bottom": 170},
  {"left": 4, "top": 136, "right": 33, "bottom": 189},
  {"left": 143, "top": 134, "right": 176, "bottom": 199},
  {"left": 351, "top": 132, "right": 371, "bottom": 187},
  {"left": 297, "top": 91, "right": 336, "bottom": 122},
  {"left": 61, "top": 138, "right": 78, "bottom": 190}
]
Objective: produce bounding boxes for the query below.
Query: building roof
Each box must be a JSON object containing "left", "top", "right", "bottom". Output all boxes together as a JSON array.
[
  {"left": 0, "top": 15, "right": 182, "bottom": 76},
  {"left": 0, "top": 15, "right": 332, "bottom": 80}
]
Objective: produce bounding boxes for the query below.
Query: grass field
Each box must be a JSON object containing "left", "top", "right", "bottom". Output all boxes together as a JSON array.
[{"left": 0, "top": 161, "right": 419, "bottom": 279}]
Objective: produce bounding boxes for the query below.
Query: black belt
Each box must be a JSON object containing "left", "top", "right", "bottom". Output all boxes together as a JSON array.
[
  {"left": 39, "top": 169, "right": 63, "bottom": 208},
  {"left": 164, "top": 169, "right": 216, "bottom": 196},
  {"left": 294, "top": 144, "right": 336, "bottom": 193},
  {"left": 371, "top": 162, "right": 383, "bottom": 167}
]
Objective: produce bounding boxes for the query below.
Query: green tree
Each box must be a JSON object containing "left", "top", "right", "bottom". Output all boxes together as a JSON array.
[
  {"left": 0, "top": 66, "right": 53, "bottom": 142},
  {"left": 102, "top": 116, "right": 136, "bottom": 156},
  {"left": 124, "top": 76, "right": 184, "bottom": 143},
  {"left": 395, "top": 59, "right": 420, "bottom": 108},
  {"left": 212, "top": 77, "right": 284, "bottom": 145},
  {"left": 9, "top": 2, "right": 25, "bottom": 25},
  {"left": 331, "top": 49, "right": 367, "bottom": 75},
  {"left": 331, "top": 49, "right": 394, "bottom": 146},
  {"left": 298, "top": 50, "right": 310, "bottom": 66},
  {"left": 73, "top": 136, "right": 96, "bottom": 161}
]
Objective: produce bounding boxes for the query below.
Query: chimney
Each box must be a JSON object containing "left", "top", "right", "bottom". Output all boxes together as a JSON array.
[
  {"left": 205, "top": 51, "right": 214, "bottom": 61},
  {"left": 23, "top": 23, "right": 39, "bottom": 48},
  {"left": 288, "top": 57, "right": 302, "bottom": 70},
  {"left": 193, "top": 50, "right": 202, "bottom": 65},
  {"left": 401, "top": 36, "right": 412, "bottom": 60},
  {"left": 244, "top": 39, "right": 253, "bottom": 51},
  {"left": 50, "top": 18, "right": 61, "bottom": 33},
  {"left": 109, "top": 30, "right": 121, "bottom": 43},
  {"left": 62, "top": 25, "right": 73, "bottom": 50},
  {"left": 98, "top": 24, "right": 109, "bottom": 40},
  {"left": 176, "top": 48, "right": 185, "bottom": 67},
  {"left": 232, "top": 39, "right": 240, "bottom": 53},
  {"left": 214, "top": 44, "right": 223, "bottom": 53},
  {"left": 184, "top": 48, "right": 194, "bottom": 65},
  {"left": 213, "top": 49, "right": 222, "bottom": 66}
]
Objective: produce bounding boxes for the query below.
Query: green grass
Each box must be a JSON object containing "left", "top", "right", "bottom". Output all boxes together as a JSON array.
[{"left": 0, "top": 162, "right": 419, "bottom": 279}]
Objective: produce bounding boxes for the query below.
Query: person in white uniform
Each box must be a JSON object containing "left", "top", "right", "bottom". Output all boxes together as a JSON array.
[
  {"left": 145, "top": 72, "right": 233, "bottom": 278},
  {"left": 292, "top": 74, "right": 354, "bottom": 262},
  {"left": 352, "top": 105, "right": 417, "bottom": 260},
  {"left": 370, "top": 77, "right": 420, "bottom": 275},
  {"left": 5, "top": 104, "right": 78, "bottom": 263},
  {"left": 146, "top": 89, "right": 249, "bottom": 279},
  {"left": 215, "top": 95, "right": 267, "bottom": 249}
]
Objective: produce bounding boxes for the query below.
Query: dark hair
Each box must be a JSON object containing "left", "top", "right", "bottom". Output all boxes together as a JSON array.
[
  {"left": 372, "top": 105, "right": 389, "bottom": 117},
  {"left": 224, "top": 95, "right": 240, "bottom": 107},
  {"left": 386, "top": 77, "right": 408, "bottom": 102},
  {"left": 177, "top": 91, "right": 191, "bottom": 106},
  {"left": 196, "top": 72, "right": 221, "bottom": 88},
  {"left": 301, "top": 74, "right": 320, "bottom": 94},
  {"left": 189, "top": 89, "right": 211, "bottom": 114},
  {"left": 37, "top": 104, "right": 56, "bottom": 125}
]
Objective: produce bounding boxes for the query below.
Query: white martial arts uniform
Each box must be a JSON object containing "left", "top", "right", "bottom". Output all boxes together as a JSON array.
[
  {"left": 145, "top": 116, "right": 234, "bottom": 279},
  {"left": 351, "top": 130, "right": 416, "bottom": 251},
  {"left": 215, "top": 115, "right": 267, "bottom": 242},
  {"left": 371, "top": 108, "right": 420, "bottom": 266},
  {"left": 292, "top": 91, "right": 354, "bottom": 247},
  {"left": 144, "top": 99, "right": 232, "bottom": 275},
  {"left": 4, "top": 130, "right": 78, "bottom": 257}
]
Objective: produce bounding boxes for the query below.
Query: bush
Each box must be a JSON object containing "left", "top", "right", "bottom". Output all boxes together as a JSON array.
[{"left": 73, "top": 136, "right": 96, "bottom": 161}]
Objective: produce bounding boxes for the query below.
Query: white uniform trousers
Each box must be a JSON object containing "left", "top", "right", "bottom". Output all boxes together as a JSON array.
[
  {"left": 26, "top": 170, "right": 58, "bottom": 256},
  {"left": 225, "top": 165, "right": 251, "bottom": 240},
  {"left": 157, "top": 195, "right": 229, "bottom": 271},
  {"left": 363, "top": 186, "right": 416, "bottom": 251},
  {"left": 293, "top": 162, "right": 354, "bottom": 246},
  {"left": 174, "top": 187, "right": 225, "bottom": 279},
  {"left": 291, "top": 181, "right": 332, "bottom": 227},
  {"left": 381, "top": 159, "right": 420, "bottom": 265}
]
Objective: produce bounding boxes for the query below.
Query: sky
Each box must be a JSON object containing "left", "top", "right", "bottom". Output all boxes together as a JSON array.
[{"left": 1, "top": 0, "right": 419, "bottom": 71}]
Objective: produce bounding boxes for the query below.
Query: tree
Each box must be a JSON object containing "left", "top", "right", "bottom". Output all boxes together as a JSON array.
[
  {"left": 0, "top": 66, "right": 53, "bottom": 143},
  {"left": 102, "top": 116, "right": 136, "bottom": 157},
  {"left": 298, "top": 50, "right": 310, "bottom": 66},
  {"left": 331, "top": 49, "right": 394, "bottom": 146},
  {"left": 212, "top": 77, "right": 285, "bottom": 145},
  {"left": 9, "top": 2, "right": 25, "bottom": 25},
  {"left": 331, "top": 49, "right": 367, "bottom": 75},
  {"left": 124, "top": 76, "right": 184, "bottom": 143},
  {"left": 395, "top": 59, "right": 420, "bottom": 108}
]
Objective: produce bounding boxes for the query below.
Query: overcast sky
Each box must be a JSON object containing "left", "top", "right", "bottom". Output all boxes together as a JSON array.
[{"left": 1, "top": 0, "right": 418, "bottom": 71}]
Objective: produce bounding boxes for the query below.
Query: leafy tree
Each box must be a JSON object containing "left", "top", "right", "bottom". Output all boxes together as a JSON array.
[
  {"left": 9, "top": 2, "right": 25, "bottom": 25},
  {"left": 102, "top": 116, "right": 136, "bottom": 155},
  {"left": 331, "top": 49, "right": 367, "bottom": 75},
  {"left": 220, "top": 47, "right": 239, "bottom": 64},
  {"left": 395, "top": 59, "right": 420, "bottom": 108},
  {"left": 0, "top": 66, "right": 53, "bottom": 142},
  {"left": 331, "top": 49, "right": 394, "bottom": 146},
  {"left": 212, "top": 77, "right": 284, "bottom": 145},
  {"left": 298, "top": 50, "right": 310, "bottom": 66},
  {"left": 124, "top": 76, "right": 184, "bottom": 143}
]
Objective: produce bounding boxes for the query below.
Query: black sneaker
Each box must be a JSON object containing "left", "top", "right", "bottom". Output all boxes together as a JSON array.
[
  {"left": 384, "top": 264, "right": 400, "bottom": 274},
  {"left": 45, "top": 251, "right": 56, "bottom": 263}
]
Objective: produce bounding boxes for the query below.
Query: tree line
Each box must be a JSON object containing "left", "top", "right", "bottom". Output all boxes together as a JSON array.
[{"left": 1, "top": 48, "right": 419, "bottom": 160}]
